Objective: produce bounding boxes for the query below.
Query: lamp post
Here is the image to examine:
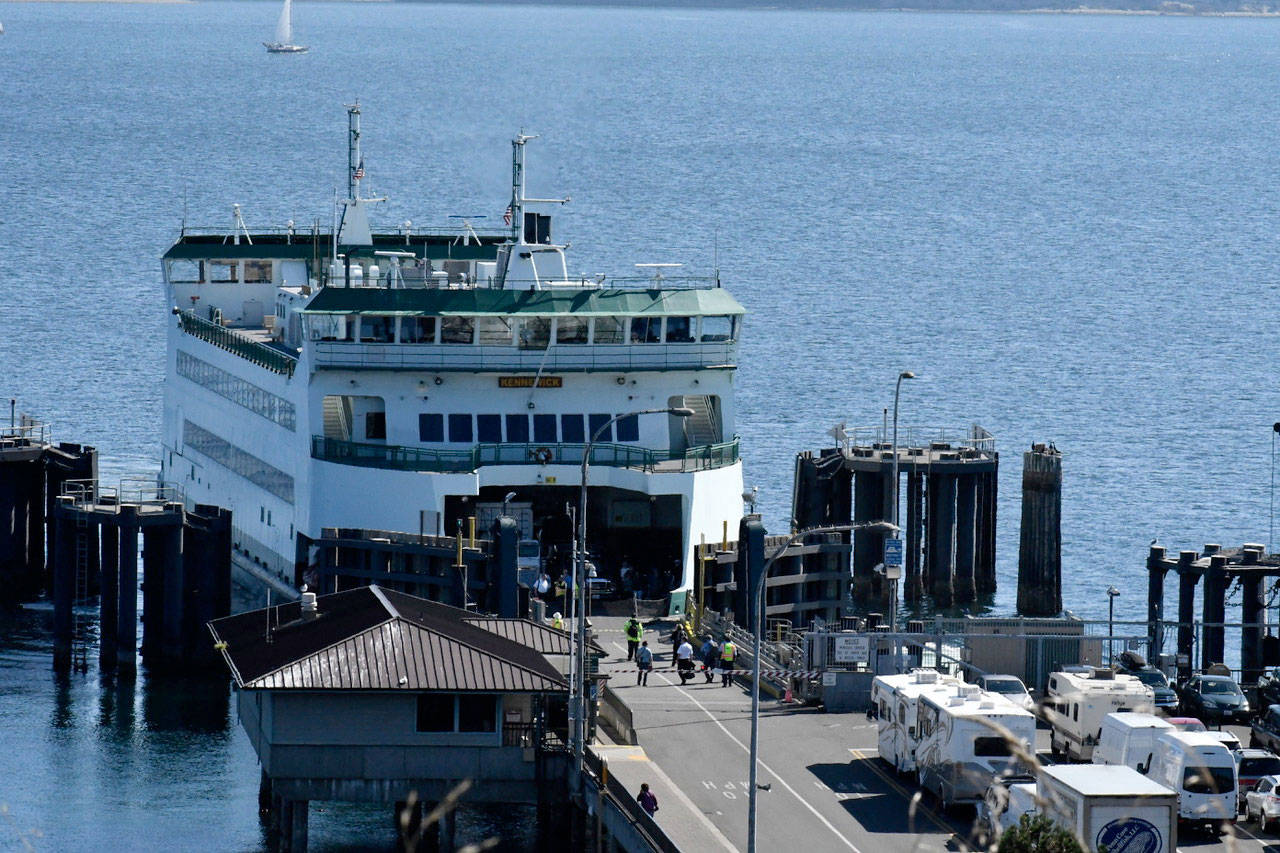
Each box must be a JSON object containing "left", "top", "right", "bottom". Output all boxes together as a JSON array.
[
  {"left": 1108, "top": 585, "right": 1120, "bottom": 665},
  {"left": 890, "top": 371, "right": 915, "bottom": 636},
  {"left": 747, "top": 519, "right": 898, "bottom": 853},
  {"left": 570, "top": 406, "right": 693, "bottom": 767}
]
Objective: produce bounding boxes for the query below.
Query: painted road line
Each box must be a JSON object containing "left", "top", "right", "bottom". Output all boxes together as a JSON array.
[{"left": 848, "top": 748, "right": 958, "bottom": 839}]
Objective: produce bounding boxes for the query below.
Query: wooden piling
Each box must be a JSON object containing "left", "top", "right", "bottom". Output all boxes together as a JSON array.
[
  {"left": 927, "top": 472, "right": 956, "bottom": 605},
  {"left": 975, "top": 469, "right": 999, "bottom": 594},
  {"left": 99, "top": 522, "right": 119, "bottom": 672},
  {"left": 1201, "top": 554, "right": 1227, "bottom": 669},
  {"left": 117, "top": 505, "right": 139, "bottom": 679},
  {"left": 1145, "top": 545, "right": 1167, "bottom": 659},
  {"left": 953, "top": 474, "right": 978, "bottom": 603},
  {"left": 904, "top": 471, "right": 923, "bottom": 603},
  {"left": 1016, "top": 445, "right": 1062, "bottom": 617},
  {"left": 1175, "top": 550, "right": 1198, "bottom": 680}
]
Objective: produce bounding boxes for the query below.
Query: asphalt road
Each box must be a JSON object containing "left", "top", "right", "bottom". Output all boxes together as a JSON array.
[{"left": 594, "top": 616, "right": 1280, "bottom": 853}]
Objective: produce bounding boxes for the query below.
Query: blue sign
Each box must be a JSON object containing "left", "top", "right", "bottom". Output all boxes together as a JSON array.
[
  {"left": 883, "top": 537, "right": 904, "bottom": 568},
  {"left": 1096, "top": 817, "right": 1161, "bottom": 853}
]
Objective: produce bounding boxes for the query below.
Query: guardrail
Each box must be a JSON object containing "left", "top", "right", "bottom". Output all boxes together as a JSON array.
[
  {"left": 176, "top": 309, "right": 298, "bottom": 377},
  {"left": 597, "top": 684, "right": 638, "bottom": 746},
  {"left": 584, "top": 748, "right": 681, "bottom": 853},
  {"left": 310, "top": 436, "right": 740, "bottom": 474},
  {"left": 310, "top": 339, "right": 737, "bottom": 373}
]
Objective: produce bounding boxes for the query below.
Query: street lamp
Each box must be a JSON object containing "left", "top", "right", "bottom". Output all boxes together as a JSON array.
[
  {"left": 1108, "top": 586, "right": 1120, "bottom": 665},
  {"left": 570, "top": 406, "right": 694, "bottom": 766},
  {"left": 747, "top": 519, "right": 898, "bottom": 853},
  {"left": 890, "top": 370, "right": 915, "bottom": 636}
]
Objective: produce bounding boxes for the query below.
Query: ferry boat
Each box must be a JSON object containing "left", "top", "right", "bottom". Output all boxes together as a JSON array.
[{"left": 159, "top": 105, "right": 744, "bottom": 613}]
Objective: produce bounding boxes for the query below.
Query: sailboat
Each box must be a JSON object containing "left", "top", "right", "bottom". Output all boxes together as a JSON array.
[{"left": 264, "top": 0, "right": 306, "bottom": 54}]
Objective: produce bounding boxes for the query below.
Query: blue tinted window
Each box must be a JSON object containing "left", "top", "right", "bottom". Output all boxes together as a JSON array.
[
  {"left": 448, "top": 414, "right": 473, "bottom": 443},
  {"left": 561, "top": 414, "right": 585, "bottom": 443},
  {"left": 419, "top": 413, "right": 443, "bottom": 442},
  {"left": 533, "top": 414, "right": 557, "bottom": 443},
  {"left": 477, "top": 414, "right": 502, "bottom": 443},
  {"left": 616, "top": 414, "right": 639, "bottom": 442},
  {"left": 505, "top": 414, "right": 529, "bottom": 443},
  {"left": 588, "top": 414, "right": 612, "bottom": 442}
]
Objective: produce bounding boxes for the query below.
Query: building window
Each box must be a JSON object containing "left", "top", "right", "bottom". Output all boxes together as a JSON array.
[
  {"left": 665, "top": 316, "right": 693, "bottom": 343},
  {"left": 505, "top": 414, "right": 530, "bottom": 443},
  {"left": 533, "top": 414, "right": 557, "bottom": 444},
  {"left": 401, "top": 316, "right": 437, "bottom": 344},
  {"left": 477, "top": 414, "right": 502, "bottom": 443},
  {"left": 458, "top": 695, "right": 498, "bottom": 733},
  {"left": 441, "top": 317, "right": 474, "bottom": 344},
  {"left": 477, "top": 317, "right": 514, "bottom": 346},
  {"left": 419, "top": 413, "right": 444, "bottom": 442},
  {"left": 243, "top": 260, "right": 272, "bottom": 283},
  {"left": 592, "top": 317, "right": 624, "bottom": 344},
  {"left": 630, "top": 317, "right": 661, "bottom": 343},
  {"left": 416, "top": 695, "right": 455, "bottom": 732},
  {"left": 449, "top": 414, "right": 473, "bottom": 443},
  {"left": 588, "top": 414, "right": 612, "bottom": 442},
  {"left": 615, "top": 414, "right": 639, "bottom": 442},
  {"left": 556, "top": 317, "right": 589, "bottom": 344},
  {"left": 366, "top": 412, "right": 386, "bottom": 440},
  {"left": 560, "top": 414, "right": 585, "bottom": 443}
]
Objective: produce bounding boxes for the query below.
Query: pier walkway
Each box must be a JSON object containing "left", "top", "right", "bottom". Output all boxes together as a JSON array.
[{"left": 590, "top": 615, "right": 1270, "bottom": 853}]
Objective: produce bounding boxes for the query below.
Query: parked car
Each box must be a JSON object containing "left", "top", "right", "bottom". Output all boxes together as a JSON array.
[
  {"left": 1116, "top": 653, "right": 1179, "bottom": 711},
  {"left": 1168, "top": 717, "right": 1208, "bottom": 733},
  {"left": 1252, "top": 705, "right": 1280, "bottom": 753},
  {"left": 1245, "top": 774, "right": 1280, "bottom": 831},
  {"left": 976, "top": 775, "right": 1037, "bottom": 843},
  {"left": 1208, "top": 730, "right": 1242, "bottom": 752},
  {"left": 1235, "top": 749, "right": 1280, "bottom": 810},
  {"left": 1177, "top": 675, "right": 1251, "bottom": 725},
  {"left": 977, "top": 674, "right": 1036, "bottom": 712},
  {"left": 1258, "top": 668, "right": 1280, "bottom": 710}
]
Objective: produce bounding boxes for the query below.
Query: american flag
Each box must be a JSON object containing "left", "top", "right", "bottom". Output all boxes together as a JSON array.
[
  {"left": 502, "top": 203, "right": 512, "bottom": 226},
  {"left": 353, "top": 159, "right": 365, "bottom": 181}
]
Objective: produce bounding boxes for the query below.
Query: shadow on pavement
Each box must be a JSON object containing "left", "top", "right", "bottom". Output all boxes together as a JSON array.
[{"left": 809, "top": 759, "right": 965, "bottom": 839}]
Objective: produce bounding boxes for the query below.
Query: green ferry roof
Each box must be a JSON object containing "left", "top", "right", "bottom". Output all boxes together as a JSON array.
[{"left": 298, "top": 286, "right": 745, "bottom": 318}]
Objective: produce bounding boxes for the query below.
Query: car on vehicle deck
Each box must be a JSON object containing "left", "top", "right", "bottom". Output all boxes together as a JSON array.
[
  {"left": 1252, "top": 706, "right": 1280, "bottom": 753},
  {"left": 1117, "top": 651, "right": 1179, "bottom": 711},
  {"left": 1244, "top": 774, "right": 1280, "bottom": 832},
  {"left": 1235, "top": 749, "right": 1280, "bottom": 811},
  {"left": 1176, "top": 675, "right": 1251, "bottom": 725},
  {"left": 1169, "top": 717, "right": 1207, "bottom": 733},
  {"left": 977, "top": 674, "right": 1036, "bottom": 712}
]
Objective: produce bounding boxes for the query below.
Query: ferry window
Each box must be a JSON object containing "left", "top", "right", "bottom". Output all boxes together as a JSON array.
[
  {"left": 701, "top": 315, "right": 734, "bottom": 342},
  {"left": 168, "top": 260, "right": 200, "bottom": 283},
  {"left": 448, "top": 415, "right": 473, "bottom": 443},
  {"left": 519, "top": 318, "right": 551, "bottom": 350},
  {"left": 616, "top": 414, "right": 639, "bottom": 442},
  {"left": 506, "top": 414, "right": 530, "bottom": 443},
  {"left": 593, "top": 317, "right": 624, "bottom": 344},
  {"left": 441, "top": 317, "right": 474, "bottom": 344},
  {"left": 208, "top": 261, "right": 238, "bottom": 283},
  {"left": 561, "top": 415, "right": 585, "bottom": 443},
  {"left": 631, "top": 317, "right": 662, "bottom": 344},
  {"left": 366, "top": 412, "right": 386, "bottom": 440},
  {"left": 974, "top": 737, "right": 1013, "bottom": 758},
  {"left": 244, "top": 261, "right": 272, "bottom": 283},
  {"left": 402, "top": 317, "right": 437, "bottom": 344},
  {"left": 477, "top": 415, "right": 502, "bottom": 443},
  {"left": 458, "top": 695, "right": 498, "bottom": 733},
  {"left": 557, "top": 317, "right": 589, "bottom": 344},
  {"left": 416, "top": 695, "right": 455, "bottom": 732},
  {"left": 588, "top": 414, "right": 612, "bottom": 442},
  {"left": 341, "top": 315, "right": 359, "bottom": 343},
  {"left": 665, "top": 317, "right": 693, "bottom": 343},
  {"left": 360, "top": 316, "right": 394, "bottom": 343},
  {"left": 419, "top": 414, "right": 443, "bottom": 442},
  {"left": 477, "top": 317, "right": 514, "bottom": 346},
  {"left": 533, "top": 414, "right": 557, "bottom": 444}
]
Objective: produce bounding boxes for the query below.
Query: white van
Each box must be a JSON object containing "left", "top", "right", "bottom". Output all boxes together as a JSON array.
[
  {"left": 1148, "top": 731, "right": 1238, "bottom": 830},
  {"left": 1092, "top": 712, "right": 1173, "bottom": 773},
  {"left": 1044, "top": 668, "right": 1154, "bottom": 762},
  {"left": 871, "top": 669, "right": 962, "bottom": 775}
]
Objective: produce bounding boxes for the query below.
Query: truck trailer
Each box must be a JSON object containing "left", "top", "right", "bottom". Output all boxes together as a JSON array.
[{"left": 1038, "top": 764, "right": 1178, "bottom": 853}]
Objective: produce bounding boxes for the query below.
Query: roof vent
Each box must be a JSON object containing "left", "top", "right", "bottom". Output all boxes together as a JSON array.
[
  {"left": 949, "top": 696, "right": 965, "bottom": 706},
  {"left": 1091, "top": 667, "right": 1114, "bottom": 680},
  {"left": 915, "top": 671, "right": 938, "bottom": 684},
  {"left": 979, "top": 699, "right": 995, "bottom": 710},
  {"left": 301, "top": 591, "right": 318, "bottom": 620}
]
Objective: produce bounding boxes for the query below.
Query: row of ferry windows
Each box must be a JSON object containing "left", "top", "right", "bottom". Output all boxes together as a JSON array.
[
  {"left": 309, "top": 314, "right": 737, "bottom": 346},
  {"left": 417, "top": 413, "right": 639, "bottom": 444}
]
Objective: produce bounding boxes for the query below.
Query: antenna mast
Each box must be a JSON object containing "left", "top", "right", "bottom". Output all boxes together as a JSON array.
[{"left": 347, "top": 102, "right": 362, "bottom": 201}]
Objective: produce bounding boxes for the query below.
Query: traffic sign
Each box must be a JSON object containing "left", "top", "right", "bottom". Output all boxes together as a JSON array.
[{"left": 883, "top": 537, "right": 903, "bottom": 568}]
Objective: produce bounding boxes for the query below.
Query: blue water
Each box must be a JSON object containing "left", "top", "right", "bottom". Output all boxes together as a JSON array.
[{"left": 3, "top": 3, "right": 1280, "bottom": 847}]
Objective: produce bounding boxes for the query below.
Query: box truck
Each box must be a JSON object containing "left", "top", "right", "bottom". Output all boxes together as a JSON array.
[{"left": 1038, "top": 764, "right": 1178, "bottom": 853}]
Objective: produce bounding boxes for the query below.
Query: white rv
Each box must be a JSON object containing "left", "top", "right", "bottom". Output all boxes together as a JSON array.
[
  {"left": 1148, "top": 731, "right": 1238, "bottom": 830},
  {"left": 871, "top": 669, "right": 963, "bottom": 775},
  {"left": 915, "top": 683, "right": 1038, "bottom": 809},
  {"left": 1092, "top": 712, "right": 1173, "bottom": 773},
  {"left": 1044, "top": 668, "right": 1154, "bottom": 762}
]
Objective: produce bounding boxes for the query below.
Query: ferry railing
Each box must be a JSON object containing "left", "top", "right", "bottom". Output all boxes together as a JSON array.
[
  {"left": 309, "top": 339, "right": 737, "bottom": 373},
  {"left": 176, "top": 309, "right": 298, "bottom": 377},
  {"left": 0, "top": 414, "right": 51, "bottom": 446},
  {"left": 843, "top": 423, "right": 996, "bottom": 456},
  {"left": 311, "top": 436, "right": 740, "bottom": 474}
]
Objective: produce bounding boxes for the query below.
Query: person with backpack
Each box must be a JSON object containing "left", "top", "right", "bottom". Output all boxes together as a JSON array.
[
  {"left": 700, "top": 636, "right": 719, "bottom": 683},
  {"left": 635, "top": 640, "right": 653, "bottom": 686},
  {"left": 637, "top": 783, "right": 658, "bottom": 818},
  {"left": 624, "top": 616, "right": 643, "bottom": 662}
]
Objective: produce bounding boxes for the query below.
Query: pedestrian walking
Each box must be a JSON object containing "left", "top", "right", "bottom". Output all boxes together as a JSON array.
[
  {"left": 720, "top": 639, "right": 736, "bottom": 687},
  {"left": 670, "top": 623, "right": 685, "bottom": 649},
  {"left": 637, "top": 783, "right": 659, "bottom": 818},
  {"left": 700, "top": 636, "right": 719, "bottom": 683},
  {"left": 676, "top": 638, "right": 694, "bottom": 684},
  {"left": 624, "top": 616, "right": 643, "bottom": 662},
  {"left": 636, "top": 640, "right": 653, "bottom": 686}
]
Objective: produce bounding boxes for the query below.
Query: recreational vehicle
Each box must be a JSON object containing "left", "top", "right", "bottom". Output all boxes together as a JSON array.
[
  {"left": 915, "top": 683, "right": 1038, "bottom": 809},
  {"left": 871, "top": 669, "right": 963, "bottom": 775},
  {"left": 1044, "top": 668, "right": 1154, "bottom": 762}
]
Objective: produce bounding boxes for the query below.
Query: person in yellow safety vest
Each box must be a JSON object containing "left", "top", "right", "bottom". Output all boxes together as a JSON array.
[
  {"left": 720, "top": 640, "right": 736, "bottom": 687},
  {"left": 552, "top": 612, "right": 564, "bottom": 631},
  {"left": 624, "top": 617, "right": 643, "bottom": 662}
]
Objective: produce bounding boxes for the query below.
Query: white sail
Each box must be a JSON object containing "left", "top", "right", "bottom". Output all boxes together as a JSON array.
[{"left": 274, "top": 0, "right": 292, "bottom": 46}]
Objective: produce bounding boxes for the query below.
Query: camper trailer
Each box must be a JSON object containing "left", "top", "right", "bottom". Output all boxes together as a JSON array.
[
  {"left": 915, "top": 683, "right": 1038, "bottom": 809},
  {"left": 871, "top": 669, "right": 963, "bottom": 775},
  {"left": 1044, "top": 668, "right": 1154, "bottom": 762},
  {"left": 1092, "top": 712, "right": 1173, "bottom": 773}
]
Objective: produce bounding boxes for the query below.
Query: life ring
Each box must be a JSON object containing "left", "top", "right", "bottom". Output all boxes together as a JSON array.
[{"left": 532, "top": 447, "right": 553, "bottom": 465}]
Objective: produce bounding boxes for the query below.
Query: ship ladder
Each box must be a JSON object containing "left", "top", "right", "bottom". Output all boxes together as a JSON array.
[{"left": 72, "top": 513, "right": 91, "bottom": 673}]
